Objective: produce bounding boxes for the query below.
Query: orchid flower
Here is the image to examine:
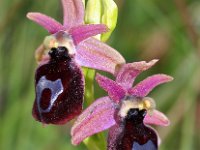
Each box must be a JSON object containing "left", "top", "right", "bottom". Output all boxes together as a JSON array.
[
  {"left": 27, "top": 0, "right": 125, "bottom": 74},
  {"left": 71, "top": 59, "right": 173, "bottom": 149},
  {"left": 27, "top": 0, "right": 125, "bottom": 125}
]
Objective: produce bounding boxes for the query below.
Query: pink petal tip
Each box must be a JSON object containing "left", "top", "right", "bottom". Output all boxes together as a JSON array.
[
  {"left": 144, "top": 110, "right": 170, "bottom": 126},
  {"left": 27, "top": 12, "right": 64, "bottom": 34},
  {"left": 129, "top": 74, "right": 173, "bottom": 97}
]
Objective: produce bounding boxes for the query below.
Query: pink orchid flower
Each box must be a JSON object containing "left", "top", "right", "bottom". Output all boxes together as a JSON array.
[
  {"left": 71, "top": 59, "right": 173, "bottom": 149},
  {"left": 27, "top": 0, "right": 125, "bottom": 125},
  {"left": 27, "top": 0, "right": 125, "bottom": 74}
]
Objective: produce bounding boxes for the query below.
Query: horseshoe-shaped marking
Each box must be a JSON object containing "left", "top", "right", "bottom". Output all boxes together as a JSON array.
[{"left": 36, "top": 76, "right": 64, "bottom": 113}]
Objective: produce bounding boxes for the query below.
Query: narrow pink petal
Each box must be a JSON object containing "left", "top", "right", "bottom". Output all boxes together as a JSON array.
[
  {"left": 116, "top": 60, "right": 158, "bottom": 89},
  {"left": 144, "top": 110, "right": 170, "bottom": 126},
  {"left": 75, "top": 37, "right": 125, "bottom": 74},
  {"left": 27, "top": 12, "right": 64, "bottom": 34},
  {"left": 69, "top": 24, "right": 108, "bottom": 45},
  {"left": 128, "top": 74, "right": 173, "bottom": 97},
  {"left": 71, "top": 96, "right": 116, "bottom": 145},
  {"left": 62, "top": 0, "right": 84, "bottom": 29},
  {"left": 96, "top": 74, "right": 126, "bottom": 103}
]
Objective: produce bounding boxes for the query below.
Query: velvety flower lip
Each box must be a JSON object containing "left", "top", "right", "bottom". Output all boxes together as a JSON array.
[
  {"left": 27, "top": 0, "right": 125, "bottom": 74},
  {"left": 71, "top": 59, "right": 173, "bottom": 145}
]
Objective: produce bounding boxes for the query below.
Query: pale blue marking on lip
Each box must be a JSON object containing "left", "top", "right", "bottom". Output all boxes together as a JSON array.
[
  {"left": 36, "top": 76, "right": 64, "bottom": 113},
  {"left": 132, "top": 140, "right": 157, "bottom": 150}
]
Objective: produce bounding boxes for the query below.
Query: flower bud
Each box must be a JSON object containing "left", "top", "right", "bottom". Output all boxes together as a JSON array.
[
  {"left": 101, "top": 0, "right": 118, "bottom": 41},
  {"left": 85, "top": 0, "right": 118, "bottom": 41}
]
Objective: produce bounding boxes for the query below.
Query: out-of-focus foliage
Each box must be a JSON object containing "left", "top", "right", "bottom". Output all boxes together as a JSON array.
[{"left": 0, "top": 0, "right": 200, "bottom": 150}]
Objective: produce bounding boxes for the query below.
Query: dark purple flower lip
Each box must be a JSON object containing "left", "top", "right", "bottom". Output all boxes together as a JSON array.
[
  {"left": 33, "top": 46, "right": 84, "bottom": 125},
  {"left": 109, "top": 97, "right": 158, "bottom": 150},
  {"left": 108, "top": 108, "right": 158, "bottom": 150}
]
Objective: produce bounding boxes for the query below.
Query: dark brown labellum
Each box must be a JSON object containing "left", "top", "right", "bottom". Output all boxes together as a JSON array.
[
  {"left": 108, "top": 109, "right": 158, "bottom": 150},
  {"left": 33, "top": 47, "right": 84, "bottom": 124}
]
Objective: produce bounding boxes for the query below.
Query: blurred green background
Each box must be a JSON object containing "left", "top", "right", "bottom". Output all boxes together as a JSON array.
[{"left": 1, "top": 0, "right": 200, "bottom": 150}]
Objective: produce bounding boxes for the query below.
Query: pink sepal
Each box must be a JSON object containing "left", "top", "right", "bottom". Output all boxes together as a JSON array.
[
  {"left": 27, "top": 12, "right": 64, "bottom": 34},
  {"left": 62, "top": 0, "right": 84, "bottom": 29},
  {"left": 71, "top": 97, "right": 116, "bottom": 145},
  {"left": 75, "top": 38, "right": 125, "bottom": 75}
]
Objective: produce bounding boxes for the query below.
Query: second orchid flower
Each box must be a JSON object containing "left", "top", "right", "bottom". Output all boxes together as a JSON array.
[{"left": 71, "top": 60, "right": 173, "bottom": 149}]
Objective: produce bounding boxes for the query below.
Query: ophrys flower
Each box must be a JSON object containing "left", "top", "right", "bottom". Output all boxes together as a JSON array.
[
  {"left": 71, "top": 60, "right": 173, "bottom": 149},
  {"left": 27, "top": 0, "right": 125, "bottom": 124}
]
